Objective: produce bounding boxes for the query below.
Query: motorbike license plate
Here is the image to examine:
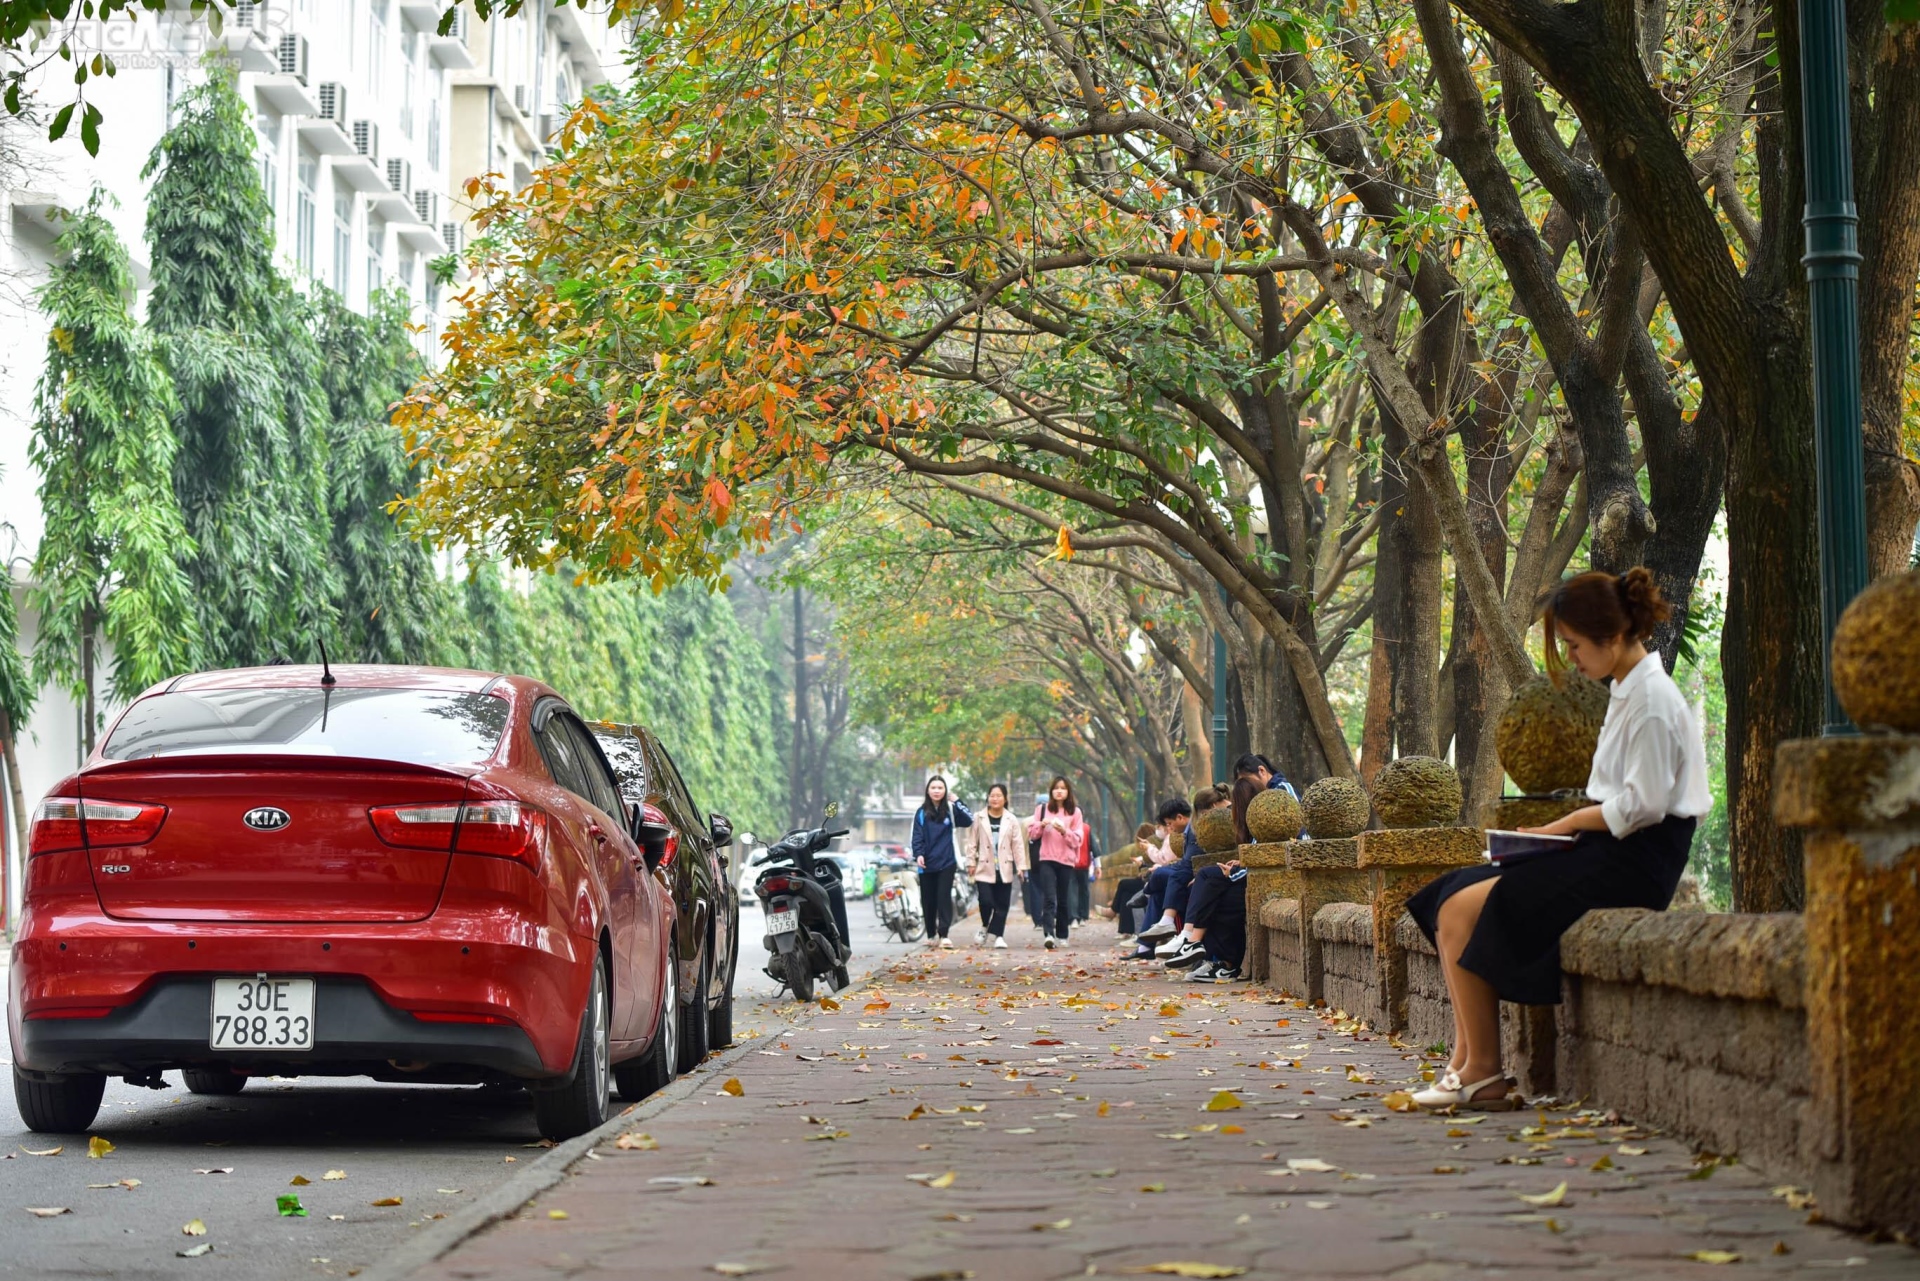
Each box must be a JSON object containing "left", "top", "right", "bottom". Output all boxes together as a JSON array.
[
  {"left": 209, "top": 977, "right": 315, "bottom": 1051},
  {"left": 766, "top": 908, "right": 799, "bottom": 935}
]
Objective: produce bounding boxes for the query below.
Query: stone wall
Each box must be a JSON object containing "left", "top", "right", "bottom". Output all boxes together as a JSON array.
[
  {"left": 1394, "top": 915, "right": 1450, "bottom": 1050},
  {"left": 1313, "top": 902, "right": 1379, "bottom": 1021},
  {"left": 1260, "top": 898, "right": 1303, "bottom": 997}
]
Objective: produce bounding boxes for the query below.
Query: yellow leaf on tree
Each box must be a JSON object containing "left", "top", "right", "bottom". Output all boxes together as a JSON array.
[
  {"left": 1203, "top": 1091, "right": 1243, "bottom": 1112},
  {"left": 87, "top": 1136, "right": 115, "bottom": 1159},
  {"left": 1205, "top": 0, "right": 1231, "bottom": 29},
  {"left": 720, "top": 1078, "right": 745, "bottom": 1097},
  {"left": 1384, "top": 99, "right": 1411, "bottom": 129}
]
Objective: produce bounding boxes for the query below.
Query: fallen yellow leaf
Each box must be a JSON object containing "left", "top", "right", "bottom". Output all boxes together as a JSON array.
[
  {"left": 1031, "top": 1217, "right": 1073, "bottom": 1231},
  {"left": 87, "top": 1136, "right": 114, "bottom": 1159},
  {"left": 1129, "top": 1264, "right": 1248, "bottom": 1278},
  {"left": 927, "top": 1171, "right": 956, "bottom": 1189},
  {"left": 1518, "top": 1181, "right": 1568, "bottom": 1207},
  {"left": 819, "top": 998, "right": 841, "bottom": 1011},
  {"left": 720, "top": 1078, "right": 744, "bottom": 1097},
  {"left": 1682, "top": 1251, "right": 1741, "bottom": 1265},
  {"left": 1219, "top": 1125, "right": 1245, "bottom": 1135},
  {"left": 547, "top": 1209, "right": 569, "bottom": 1220},
  {"left": 182, "top": 1219, "right": 207, "bottom": 1236},
  {"left": 1098, "top": 1101, "right": 1111, "bottom": 1117},
  {"left": 289, "top": 1175, "right": 311, "bottom": 1186},
  {"left": 615, "top": 1132, "right": 658, "bottom": 1151},
  {"left": 21, "top": 1146, "right": 62, "bottom": 1157},
  {"left": 1591, "top": 1155, "right": 1614, "bottom": 1172},
  {"left": 1140, "top": 1182, "right": 1165, "bottom": 1193},
  {"left": 370, "top": 1197, "right": 403, "bottom": 1207},
  {"left": 1158, "top": 1004, "right": 1183, "bottom": 1017},
  {"left": 1382, "top": 1090, "right": 1416, "bottom": 1113},
  {"left": 322, "top": 1170, "right": 346, "bottom": 1181},
  {"left": 26, "top": 1207, "right": 71, "bottom": 1218},
  {"left": 1202, "top": 1091, "right": 1243, "bottom": 1112}
]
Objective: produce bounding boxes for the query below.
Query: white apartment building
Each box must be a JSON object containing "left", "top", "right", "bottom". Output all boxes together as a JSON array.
[{"left": 0, "top": 1, "right": 630, "bottom": 926}]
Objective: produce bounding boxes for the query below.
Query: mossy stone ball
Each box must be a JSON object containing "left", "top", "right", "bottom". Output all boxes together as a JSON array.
[
  {"left": 1831, "top": 569, "right": 1920, "bottom": 733},
  {"left": 1245, "top": 788, "right": 1304, "bottom": 843},
  {"left": 1302, "top": 777, "right": 1371, "bottom": 839},
  {"left": 1371, "top": 756, "right": 1462, "bottom": 828},
  {"left": 1192, "top": 807, "right": 1240, "bottom": 853},
  {"left": 1495, "top": 673, "right": 1611, "bottom": 794}
]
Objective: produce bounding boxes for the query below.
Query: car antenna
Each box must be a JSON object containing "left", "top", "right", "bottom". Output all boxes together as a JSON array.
[{"left": 318, "top": 636, "right": 337, "bottom": 687}]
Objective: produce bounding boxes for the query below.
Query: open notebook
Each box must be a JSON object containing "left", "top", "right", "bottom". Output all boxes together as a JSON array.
[{"left": 1486, "top": 829, "right": 1578, "bottom": 867}]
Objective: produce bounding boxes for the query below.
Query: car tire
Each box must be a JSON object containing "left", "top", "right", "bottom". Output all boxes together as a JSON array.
[
  {"left": 707, "top": 982, "right": 734, "bottom": 1049},
  {"left": 781, "top": 948, "right": 813, "bottom": 1003},
  {"left": 531, "top": 956, "right": 611, "bottom": 1142},
  {"left": 676, "top": 947, "right": 711, "bottom": 1073},
  {"left": 182, "top": 1068, "right": 247, "bottom": 1096},
  {"left": 13, "top": 1066, "right": 106, "bottom": 1133},
  {"left": 614, "top": 933, "right": 679, "bottom": 1102}
]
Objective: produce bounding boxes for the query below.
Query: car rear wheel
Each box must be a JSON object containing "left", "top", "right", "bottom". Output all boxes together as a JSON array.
[
  {"left": 531, "top": 957, "right": 611, "bottom": 1142},
  {"left": 182, "top": 1068, "right": 247, "bottom": 1096},
  {"left": 676, "top": 947, "right": 711, "bottom": 1073},
  {"left": 614, "top": 933, "right": 679, "bottom": 1101},
  {"left": 13, "top": 1066, "right": 106, "bottom": 1133}
]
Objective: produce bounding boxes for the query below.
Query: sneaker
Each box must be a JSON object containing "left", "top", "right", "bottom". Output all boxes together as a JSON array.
[
  {"left": 993, "top": 936, "right": 1009, "bottom": 950},
  {"left": 1214, "top": 966, "right": 1242, "bottom": 982},
  {"left": 1043, "top": 935, "right": 1057, "bottom": 950},
  {"left": 1185, "top": 960, "right": 1220, "bottom": 982},
  {"left": 1161, "top": 937, "right": 1207, "bottom": 969},
  {"left": 940, "top": 937, "right": 954, "bottom": 950},
  {"left": 973, "top": 929, "right": 987, "bottom": 946},
  {"left": 1136, "top": 917, "right": 1179, "bottom": 946},
  {"left": 1128, "top": 946, "right": 1156, "bottom": 962}
]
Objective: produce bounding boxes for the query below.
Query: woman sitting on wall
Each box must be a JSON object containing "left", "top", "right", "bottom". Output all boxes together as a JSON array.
[{"left": 1407, "top": 568, "right": 1711, "bottom": 1111}]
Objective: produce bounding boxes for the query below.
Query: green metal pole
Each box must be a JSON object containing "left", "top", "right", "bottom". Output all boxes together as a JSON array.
[
  {"left": 1212, "top": 625, "right": 1229, "bottom": 786},
  {"left": 1137, "top": 757, "right": 1147, "bottom": 826},
  {"left": 1799, "top": 0, "right": 1869, "bottom": 735}
]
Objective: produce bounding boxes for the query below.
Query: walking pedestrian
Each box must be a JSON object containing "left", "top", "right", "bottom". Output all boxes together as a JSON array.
[
  {"left": 911, "top": 776, "right": 974, "bottom": 949},
  {"left": 963, "top": 783, "right": 1027, "bottom": 948},
  {"left": 1407, "top": 568, "right": 1709, "bottom": 1110},
  {"left": 1030, "top": 776, "right": 1088, "bottom": 949}
]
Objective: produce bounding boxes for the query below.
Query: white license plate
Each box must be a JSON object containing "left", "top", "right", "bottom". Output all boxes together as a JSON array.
[
  {"left": 766, "top": 908, "right": 799, "bottom": 935},
  {"left": 209, "top": 977, "right": 315, "bottom": 1051}
]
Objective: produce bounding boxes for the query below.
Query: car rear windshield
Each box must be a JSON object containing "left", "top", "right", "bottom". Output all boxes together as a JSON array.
[{"left": 102, "top": 688, "right": 511, "bottom": 767}]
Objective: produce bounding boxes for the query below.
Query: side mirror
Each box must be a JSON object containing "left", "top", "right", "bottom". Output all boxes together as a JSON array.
[
  {"left": 709, "top": 812, "right": 734, "bottom": 847},
  {"left": 638, "top": 820, "right": 674, "bottom": 869}
]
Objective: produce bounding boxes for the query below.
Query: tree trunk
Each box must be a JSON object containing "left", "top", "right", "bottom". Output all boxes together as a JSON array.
[
  {"left": 1379, "top": 409, "right": 1442, "bottom": 760},
  {"left": 1, "top": 712, "right": 27, "bottom": 930}
]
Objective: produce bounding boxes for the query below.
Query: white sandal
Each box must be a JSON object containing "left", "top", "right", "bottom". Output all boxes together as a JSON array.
[{"left": 1412, "top": 1072, "right": 1519, "bottom": 1112}]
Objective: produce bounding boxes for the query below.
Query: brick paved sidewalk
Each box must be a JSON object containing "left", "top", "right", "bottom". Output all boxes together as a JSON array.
[{"left": 413, "top": 922, "right": 1915, "bottom": 1280}]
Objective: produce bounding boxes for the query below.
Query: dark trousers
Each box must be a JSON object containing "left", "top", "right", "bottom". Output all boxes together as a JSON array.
[
  {"left": 1112, "top": 877, "right": 1145, "bottom": 934},
  {"left": 1033, "top": 860, "right": 1075, "bottom": 938},
  {"left": 920, "top": 866, "right": 955, "bottom": 939},
  {"left": 976, "top": 879, "right": 1013, "bottom": 936},
  {"left": 1022, "top": 868, "right": 1043, "bottom": 924},
  {"left": 1071, "top": 867, "right": 1090, "bottom": 921},
  {"left": 1187, "top": 865, "right": 1246, "bottom": 969},
  {"left": 1144, "top": 864, "right": 1182, "bottom": 924}
]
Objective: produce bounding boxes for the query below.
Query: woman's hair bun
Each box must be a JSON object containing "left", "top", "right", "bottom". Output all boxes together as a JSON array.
[{"left": 1616, "top": 567, "right": 1672, "bottom": 639}]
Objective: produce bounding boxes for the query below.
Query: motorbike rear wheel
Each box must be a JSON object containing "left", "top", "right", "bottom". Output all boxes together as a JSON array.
[{"left": 781, "top": 948, "right": 814, "bottom": 1003}]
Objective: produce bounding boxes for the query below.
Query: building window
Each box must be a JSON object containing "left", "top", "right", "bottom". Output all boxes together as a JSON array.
[
  {"left": 295, "top": 148, "right": 318, "bottom": 276},
  {"left": 426, "top": 94, "right": 441, "bottom": 171},
  {"left": 164, "top": 65, "right": 178, "bottom": 128},
  {"left": 333, "top": 190, "right": 353, "bottom": 297},
  {"left": 399, "top": 249, "right": 417, "bottom": 298},
  {"left": 257, "top": 113, "right": 279, "bottom": 217},
  {"left": 400, "top": 31, "right": 417, "bottom": 138},
  {"left": 366, "top": 216, "right": 384, "bottom": 299},
  {"left": 367, "top": 0, "right": 387, "bottom": 90}
]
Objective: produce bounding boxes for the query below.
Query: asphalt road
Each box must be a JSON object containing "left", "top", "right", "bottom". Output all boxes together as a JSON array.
[{"left": 1, "top": 890, "right": 927, "bottom": 1280}]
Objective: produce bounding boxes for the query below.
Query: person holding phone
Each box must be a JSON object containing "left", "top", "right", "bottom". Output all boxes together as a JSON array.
[
  {"left": 1406, "top": 569, "right": 1710, "bottom": 1110},
  {"left": 1030, "top": 776, "right": 1088, "bottom": 950},
  {"left": 911, "top": 777, "right": 973, "bottom": 949}
]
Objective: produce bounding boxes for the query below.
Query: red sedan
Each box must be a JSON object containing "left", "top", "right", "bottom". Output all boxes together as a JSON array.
[{"left": 8, "top": 665, "right": 682, "bottom": 1140}]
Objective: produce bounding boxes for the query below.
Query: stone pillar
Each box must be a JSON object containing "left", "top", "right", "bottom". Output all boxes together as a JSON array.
[
  {"left": 1775, "top": 734, "right": 1920, "bottom": 1240},
  {"left": 1355, "top": 827, "right": 1486, "bottom": 1032},
  {"left": 1483, "top": 795, "right": 1588, "bottom": 831},
  {"left": 1240, "top": 842, "right": 1291, "bottom": 983},
  {"left": 1275, "top": 837, "right": 1370, "bottom": 1003}
]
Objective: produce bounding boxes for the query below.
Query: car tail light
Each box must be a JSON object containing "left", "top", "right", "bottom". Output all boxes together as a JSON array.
[
  {"left": 368, "top": 800, "right": 546, "bottom": 870},
  {"left": 29, "top": 796, "right": 168, "bottom": 855},
  {"left": 760, "top": 875, "right": 792, "bottom": 895}
]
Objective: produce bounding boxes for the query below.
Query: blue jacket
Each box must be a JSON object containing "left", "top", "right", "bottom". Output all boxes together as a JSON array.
[{"left": 911, "top": 800, "right": 974, "bottom": 873}]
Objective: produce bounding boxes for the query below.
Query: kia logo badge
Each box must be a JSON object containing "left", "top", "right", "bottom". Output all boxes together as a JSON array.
[{"left": 242, "top": 807, "right": 292, "bottom": 832}]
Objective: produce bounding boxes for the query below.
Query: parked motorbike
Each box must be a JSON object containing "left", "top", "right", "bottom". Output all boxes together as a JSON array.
[
  {"left": 752, "top": 812, "right": 853, "bottom": 1002},
  {"left": 872, "top": 857, "right": 925, "bottom": 943}
]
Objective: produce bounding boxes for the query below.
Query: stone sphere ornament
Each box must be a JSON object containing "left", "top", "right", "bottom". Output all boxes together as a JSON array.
[
  {"left": 1371, "top": 756, "right": 1463, "bottom": 828},
  {"left": 1245, "top": 787, "right": 1305, "bottom": 843},
  {"left": 1495, "top": 674, "right": 1611, "bottom": 794},
  {"left": 1831, "top": 569, "right": 1920, "bottom": 733},
  {"left": 1192, "top": 806, "right": 1241, "bottom": 853},
  {"left": 1301, "top": 777, "right": 1371, "bottom": 839}
]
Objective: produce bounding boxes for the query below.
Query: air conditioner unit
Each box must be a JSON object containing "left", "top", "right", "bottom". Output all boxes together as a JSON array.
[
  {"left": 413, "top": 189, "right": 438, "bottom": 225},
  {"left": 315, "top": 83, "right": 348, "bottom": 126},
  {"left": 232, "top": 0, "right": 271, "bottom": 36},
  {"left": 537, "top": 111, "right": 558, "bottom": 142},
  {"left": 441, "top": 221, "right": 464, "bottom": 252},
  {"left": 276, "top": 33, "right": 309, "bottom": 84},
  {"left": 442, "top": 8, "right": 468, "bottom": 41},
  {"left": 386, "top": 157, "right": 412, "bottom": 193},
  {"left": 352, "top": 119, "right": 379, "bottom": 159},
  {"left": 512, "top": 84, "right": 531, "bottom": 115}
]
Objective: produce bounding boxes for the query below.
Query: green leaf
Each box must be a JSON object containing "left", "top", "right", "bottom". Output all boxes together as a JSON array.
[
  {"left": 48, "top": 101, "right": 73, "bottom": 141},
  {"left": 1888, "top": 0, "right": 1920, "bottom": 24},
  {"left": 80, "top": 102, "right": 100, "bottom": 156}
]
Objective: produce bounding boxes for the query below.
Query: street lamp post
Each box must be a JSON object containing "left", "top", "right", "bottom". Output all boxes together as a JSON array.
[{"left": 1799, "top": 0, "right": 1870, "bottom": 734}]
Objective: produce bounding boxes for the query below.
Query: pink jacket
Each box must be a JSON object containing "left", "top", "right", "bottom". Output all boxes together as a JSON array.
[
  {"left": 962, "top": 811, "right": 1029, "bottom": 883},
  {"left": 1031, "top": 804, "right": 1088, "bottom": 866},
  {"left": 1145, "top": 831, "right": 1178, "bottom": 865}
]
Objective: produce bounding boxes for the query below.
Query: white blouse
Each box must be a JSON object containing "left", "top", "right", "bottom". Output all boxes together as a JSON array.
[{"left": 1585, "top": 651, "right": 1713, "bottom": 839}]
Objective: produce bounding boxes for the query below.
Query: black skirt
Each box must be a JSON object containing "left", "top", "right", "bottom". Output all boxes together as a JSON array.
[{"left": 1405, "top": 814, "right": 1697, "bottom": 1006}]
